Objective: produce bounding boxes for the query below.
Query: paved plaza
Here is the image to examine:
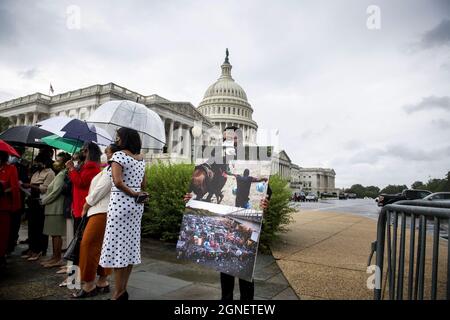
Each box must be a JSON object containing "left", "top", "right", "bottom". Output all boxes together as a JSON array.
[{"left": 0, "top": 231, "right": 298, "bottom": 300}]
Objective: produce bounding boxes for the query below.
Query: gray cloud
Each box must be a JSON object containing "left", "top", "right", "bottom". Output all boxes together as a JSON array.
[
  {"left": 343, "top": 139, "right": 364, "bottom": 151},
  {"left": 404, "top": 96, "right": 450, "bottom": 113},
  {"left": 18, "top": 68, "right": 39, "bottom": 79},
  {"left": 0, "top": 1, "right": 18, "bottom": 45},
  {"left": 419, "top": 19, "right": 450, "bottom": 49},
  {"left": 0, "top": 90, "right": 13, "bottom": 102},
  {"left": 349, "top": 148, "right": 385, "bottom": 165},
  {"left": 431, "top": 119, "right": 450, "bottom": 129},
  {"left": 347, "top": 144, "right": 450, "bottom": 165}
]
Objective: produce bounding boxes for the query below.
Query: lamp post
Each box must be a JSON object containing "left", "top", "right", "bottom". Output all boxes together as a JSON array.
[{"left": 191, "top": 125, "right": 202, "bottom": 164}]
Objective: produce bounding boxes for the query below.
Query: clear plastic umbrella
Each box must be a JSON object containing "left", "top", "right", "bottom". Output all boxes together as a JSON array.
[{"left": 87, "top": 100, "right": 166, "bottom": 150}]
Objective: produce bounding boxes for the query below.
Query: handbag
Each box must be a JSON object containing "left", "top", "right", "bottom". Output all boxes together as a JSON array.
[{"left": 63, "top": 215, "right": 89, "bottom": 264}]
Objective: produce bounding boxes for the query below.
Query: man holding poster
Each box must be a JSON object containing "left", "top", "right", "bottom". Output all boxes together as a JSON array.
[{"left": 180, "top": 126, "right": 272, "bottom": 301}]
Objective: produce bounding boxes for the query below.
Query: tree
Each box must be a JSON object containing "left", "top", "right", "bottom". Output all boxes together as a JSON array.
[
  {"left": 346, "top": 184, "right": 366, "bottom": 198},
  {"left": 411, "top": 181, "right": 424, "bottom": 190},
  {"left": 0, "top": 116, "right": 11, "bottom": 133},
  {"left": 380, "top": 185, "right": 408, "bottom": 194},
  {"left": 365, "top": 185, "right": 380, "bottom": 198},
  {"left": 443, "top": 171, "right": 450, "bottom": 192},
  {"left": 425, "top": 178, "right": 446, "bottom": 193}
]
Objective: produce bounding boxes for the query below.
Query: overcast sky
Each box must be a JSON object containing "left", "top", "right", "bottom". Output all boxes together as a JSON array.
[{"left": 0, "top": 0, "right": 449, "bottom": 188}]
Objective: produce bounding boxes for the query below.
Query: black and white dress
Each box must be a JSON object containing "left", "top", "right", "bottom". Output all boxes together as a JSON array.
[{"left": 100, "top": 151, "right": 146, "bottom": 268}]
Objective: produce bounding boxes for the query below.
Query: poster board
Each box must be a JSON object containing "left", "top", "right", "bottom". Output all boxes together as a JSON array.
[{"left": 176, "top": 146, "right": 272, "bottom": 281}]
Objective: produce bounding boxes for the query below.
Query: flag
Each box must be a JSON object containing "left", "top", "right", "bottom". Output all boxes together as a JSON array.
[{"left": 49, "top": 83, "right": 54, "bottom": 94}]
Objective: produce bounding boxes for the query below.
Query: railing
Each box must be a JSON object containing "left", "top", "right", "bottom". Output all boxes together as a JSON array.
[{"left": 369, "top": 200, "right": 450, "bottom": 300}]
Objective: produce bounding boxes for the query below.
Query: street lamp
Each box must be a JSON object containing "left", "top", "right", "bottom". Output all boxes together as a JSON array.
[{"left": 191, "top": 125, "right": 202, "bottom": 164}]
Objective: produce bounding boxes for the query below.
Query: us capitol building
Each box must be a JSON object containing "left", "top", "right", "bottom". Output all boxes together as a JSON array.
[{"left": 0, "top": 50, "right": 336, "bottom": 195}]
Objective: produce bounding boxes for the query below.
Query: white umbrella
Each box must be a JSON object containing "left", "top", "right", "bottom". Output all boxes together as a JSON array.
[{"left": 87, "top": 100, "right": 166, "bottom": 150}]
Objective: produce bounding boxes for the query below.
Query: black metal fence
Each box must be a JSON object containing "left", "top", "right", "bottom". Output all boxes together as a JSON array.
[{"left": 369, "top": 200, "right": 450, "bottom": 300}]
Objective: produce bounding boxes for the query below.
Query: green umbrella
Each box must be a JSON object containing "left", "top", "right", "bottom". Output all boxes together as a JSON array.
[{"left": 41, "top": 134, "right": 83, "bottom": 153}]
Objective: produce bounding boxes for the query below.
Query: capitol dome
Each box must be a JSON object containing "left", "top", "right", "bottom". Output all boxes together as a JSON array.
[{"left": 198, "top": 49, "right": 258, "bottom": 144}]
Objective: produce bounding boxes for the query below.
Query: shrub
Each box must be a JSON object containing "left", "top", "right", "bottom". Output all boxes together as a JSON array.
[
  {"left": 259, "top": 174, "right": 295, "bottom": 252},
  {"left": 142, "top": 162, "right": 194, "bottom": 241}
]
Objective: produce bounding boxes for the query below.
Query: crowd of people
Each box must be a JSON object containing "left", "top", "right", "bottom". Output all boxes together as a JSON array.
[
  {"left": 177, "top": 214, "right": 257, "bottom": 280},
  {"left": 0, "top": 127, "right": 148, "bottom": 300},
  {"left": 1, "top": 124, "right": 269, "bottom": 301}
]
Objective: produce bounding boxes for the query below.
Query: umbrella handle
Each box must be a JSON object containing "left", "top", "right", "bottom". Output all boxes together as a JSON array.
[{"left": 71, "top": 136, "right": 81, "bottom": 155}]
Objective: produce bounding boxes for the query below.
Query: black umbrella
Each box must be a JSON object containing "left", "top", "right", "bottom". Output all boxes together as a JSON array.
[{"left": 0, "top": 125, "right": 53, "bottom": 147}]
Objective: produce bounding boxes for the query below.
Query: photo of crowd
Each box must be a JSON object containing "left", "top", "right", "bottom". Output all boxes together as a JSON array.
[{"left": 176, "top": 205, "right": 262, "bottom": 281}]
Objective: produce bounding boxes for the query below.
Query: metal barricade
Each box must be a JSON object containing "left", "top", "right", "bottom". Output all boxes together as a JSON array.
[{"left": 368, "top": 200, "right": 450, "bottom": 300}]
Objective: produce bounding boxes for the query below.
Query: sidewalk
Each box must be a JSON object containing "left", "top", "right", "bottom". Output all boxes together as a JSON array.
[
  {"left": 0, "top": 236, "right": 298, "bottom": 300},
  {"left": 271, "top": 210, "right": 449, "bottom": 300}
]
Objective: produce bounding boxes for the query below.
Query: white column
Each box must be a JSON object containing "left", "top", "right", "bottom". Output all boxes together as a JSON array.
[
  {"left": 177, "top": 123, "right": 183, "bottom": 155},
  {"left": 24, "top": 113, "right": 29, "bottom": 125},
  {"left": 184, "top": 125, "right": 191, "bottom": 159},
  {"left": 32, "top": 112, "right": 38, "bottom": 125},
  {"left": 16, "top": 116, "right": 20, "bottom": 126},
  {"left": 167, "top": 119, "right": 174, "bottom": 153}
]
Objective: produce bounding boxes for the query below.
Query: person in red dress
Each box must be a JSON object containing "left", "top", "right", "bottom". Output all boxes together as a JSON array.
[
  {"left": 0, "top": 151, "right": 21, "bottom": 268},
  {"left": 66, "top": 142, "right": 102, "bottom": 236}
]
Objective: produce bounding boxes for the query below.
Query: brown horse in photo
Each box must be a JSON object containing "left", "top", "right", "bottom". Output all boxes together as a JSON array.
[{"left": 189, "top": 163, "right": 227, "bottom": 203}]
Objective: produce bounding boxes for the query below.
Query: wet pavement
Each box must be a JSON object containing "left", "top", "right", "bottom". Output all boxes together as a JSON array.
[
  {"left": 0, "top": 231, "right": 299, "bottom": 300},
  {"left": 290, "top": 199, "right": 381, "bottom": 220}
]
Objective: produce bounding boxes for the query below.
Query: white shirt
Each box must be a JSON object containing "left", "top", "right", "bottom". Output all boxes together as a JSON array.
[{"left": 85, "top": 167, "right": 112, "bottom": 217}]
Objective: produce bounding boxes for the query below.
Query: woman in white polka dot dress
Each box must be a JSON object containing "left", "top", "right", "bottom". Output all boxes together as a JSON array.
[{"left": 99, "top": 127, "right": 148, "bottom": 300}]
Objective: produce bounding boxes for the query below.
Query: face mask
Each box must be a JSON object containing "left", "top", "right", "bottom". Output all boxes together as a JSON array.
[
  {"left": 52, "top": 161, "right": 64, "bottom": 172},
  {"left": 100, "top": 154, "right": 107, "bottom": 163},
  {"left": 73, "top": 161, "right": 79, "bottom": 167}
]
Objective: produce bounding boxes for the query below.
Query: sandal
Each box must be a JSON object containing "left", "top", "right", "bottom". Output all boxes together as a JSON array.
[
  {"left": 44, "top": 260, "right": 65, "bottom": 268},
  {"left": 21, "top": 250, "right": 32, "bottom": 259},
  {"left": 56, "top": 266, "right": 69, "bottom": 274},
  {"left": 96, "top": 284, "right": 110, "bottom": 294},
  {"left": 71, "top": 288, "right": 98, "bottom": 299},
  {"left": 27, "top": 252, "right": 42, "bottom": 261},
  {"left": 41, "top": 258, "right": 57, "bottom": 266},
  {"left": 59, "top": 279, "right": 70, "bottom": 287}
]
